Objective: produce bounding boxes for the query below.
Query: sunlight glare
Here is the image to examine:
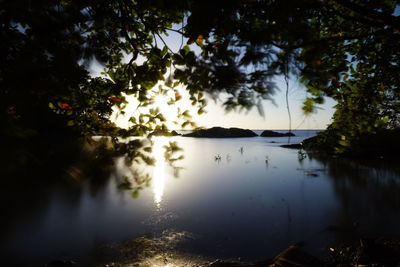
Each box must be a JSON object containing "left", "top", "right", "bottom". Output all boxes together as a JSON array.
[
  {"left": 111, "top": 84, "right": 194, "bottom": 130},
  {"left": 152, "top": 137, "right": 168, "bottom": 208}
]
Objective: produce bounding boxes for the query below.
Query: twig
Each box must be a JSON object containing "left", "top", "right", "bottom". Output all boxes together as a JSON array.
[
  {"left": 179, "top": 19, "right": 184, "bottom": 51},
  {"left": 155, "top": 32, "right": 175, "bottom": 54},
  {"left": 153, "top": 32, "right": 158, "bottom": 47},
  {"left": 164, "top": 28, "right": 185, "bottom": 35},
  {"left": 155, "top": 32, "right": 178, "bottom": 74},
  {"left": 284, "top": 60, "right": 292, "bottom": 141}
]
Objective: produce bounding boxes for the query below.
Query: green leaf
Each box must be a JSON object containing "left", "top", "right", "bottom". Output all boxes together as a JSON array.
[
  {"left": 143, "top": 147, "right": 152, "bottom": 152},
  {"left": 183, "top": 45, "right": 190, "bottom": 54},
  {"left": 161, "top": 46, "right": 168, "bottom": 57},
  {"left": 181, "top": 121, "right": 190, "bottom": 128},
  {"left": 131, "top": 191, "right": 139, "bottom": 198}
]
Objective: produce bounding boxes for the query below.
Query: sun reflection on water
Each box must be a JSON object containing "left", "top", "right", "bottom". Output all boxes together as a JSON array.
[{"left": 152, "top": 137, "right": 168, "bottom": 208}]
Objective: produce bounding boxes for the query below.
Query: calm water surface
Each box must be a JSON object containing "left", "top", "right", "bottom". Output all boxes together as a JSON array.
[{"left": 2, "top": 130, "right": 400, "bottom": 266}]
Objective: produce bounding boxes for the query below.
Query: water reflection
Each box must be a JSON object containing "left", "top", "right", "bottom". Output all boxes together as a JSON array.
[
  {"left": 152, "top": 137, "right": 168, "bottom": 208},
  {"left": 308, "top": 154, "right": 400, "bottom": 243},
  {"left": 91, "top": 229, "right": 206, "bottom": 266},
  {"left": 3, "top": 131, "right": 400, "bottom": 265}
]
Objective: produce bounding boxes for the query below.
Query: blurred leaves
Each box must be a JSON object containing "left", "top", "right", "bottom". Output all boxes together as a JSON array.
[
  {"left": 182, "top": 0, "right": 400, "bottom": 154},
  {"left": 2, "top": 0, "right": 400, "bottom": 160}
]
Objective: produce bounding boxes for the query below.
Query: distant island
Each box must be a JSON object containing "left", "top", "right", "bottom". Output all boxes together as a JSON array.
[
  {"left": 182, "top": 127, "right": 258, "bottom": 138},
  {"left": 151, "top": 129, "right": 181, "bottom": 136},
  {"left": 180, "top": 127, "right": 298, "bottom": 138},
  {"left": 260, "top": 130, "right": 295, "bottom": 137}
]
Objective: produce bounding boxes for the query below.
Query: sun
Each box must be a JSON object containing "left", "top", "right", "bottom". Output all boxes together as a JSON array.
[{"left": 111, "top": 84, "right": 195, "bottom": 130}]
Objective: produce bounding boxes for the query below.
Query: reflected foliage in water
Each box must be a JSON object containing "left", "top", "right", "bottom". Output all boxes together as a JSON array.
[
  {"left": 2, "top": 131, "right": 400, "bottom": 265},
  {"left": 309, "top": 153, "right": 400, "bottom": 242},
  {"left": 0, "top": 135, "right": 174, "bottom": 265}
]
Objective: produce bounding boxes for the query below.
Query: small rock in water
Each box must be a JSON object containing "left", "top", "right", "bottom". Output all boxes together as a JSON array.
[{"left": 304, "top": 171, "right": 319, "bottom": 177}]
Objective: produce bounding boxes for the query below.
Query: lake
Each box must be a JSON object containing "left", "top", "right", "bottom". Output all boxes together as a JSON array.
[{"left": 2, "top": 130, "right": 400, "bottom": 266}]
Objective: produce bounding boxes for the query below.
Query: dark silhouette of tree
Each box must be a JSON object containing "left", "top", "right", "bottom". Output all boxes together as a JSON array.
[
  {"left": 182, "top": 0, "right": 400, "bottom": 155},
  {"left": 1, "top": 0, "right": 399, "bottom": 155}
]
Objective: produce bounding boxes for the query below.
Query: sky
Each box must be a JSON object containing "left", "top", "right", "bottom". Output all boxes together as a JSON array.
[
  {"left": 91, "top": 28, "right": 335, "bottom": 130},
  {"left": 194, "top": 82, "right": 335, "bottom": 130}
]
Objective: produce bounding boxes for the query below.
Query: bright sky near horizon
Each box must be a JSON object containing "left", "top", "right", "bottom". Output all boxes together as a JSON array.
[
  {"left": 91, "top": 28, "right": 335, "bottom": 130},
  {"left": 195, "top": 81, "right": 335, "bottom": 130}
]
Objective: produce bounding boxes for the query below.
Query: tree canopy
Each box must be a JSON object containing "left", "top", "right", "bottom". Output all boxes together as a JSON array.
[
  {"left": 1, "top": 0, "right": 188, "bottom": 139},
  {"left": 182, "top": 0, "right": 400, "bottom": 154},
  {"left": 1, "top": 0, "right": 400, "bottom": 155}
]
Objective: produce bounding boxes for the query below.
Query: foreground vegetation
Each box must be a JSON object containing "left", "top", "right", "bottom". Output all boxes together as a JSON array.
[
  {"left": 1, "top": 0, "right": 399, "bottom": 160},
  {"left": 303, "top": 128, "right": 400, "bottom": 158},
  {"left": 44, "top": 236, "right": 400, "bottom": 266}
]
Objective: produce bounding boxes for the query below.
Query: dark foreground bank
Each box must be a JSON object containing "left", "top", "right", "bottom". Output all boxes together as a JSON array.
[
  {"left": 282, "top": 128, "right": 400, "bottom": 159},
  {"left": 43, "top": 236, "right": 400, "bottom": 266}
]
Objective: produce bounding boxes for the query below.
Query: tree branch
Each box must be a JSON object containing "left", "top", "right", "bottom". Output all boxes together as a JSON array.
[
  {"left": 271, "top": 30, "right": 385, "bottom": 50},
  {"left": 164, "top": 28, "right": 185, "bottom": 35},
  {"left": 332, "top": 0, "right": 400, "bottom": 33},
  {"left": 155, "top": 32, "right": 175, "bottom": 54}
]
